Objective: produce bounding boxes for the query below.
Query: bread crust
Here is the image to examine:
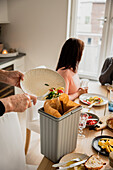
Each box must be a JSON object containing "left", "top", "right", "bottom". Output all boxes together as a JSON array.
[
  {"left": 44, "top": 100, "right": 61, "bottom": 118},
  {"left": 44, "top": 93, "right": 81, "bottom": 118},
  {"left": 84, "top": 154, "right": 104, "bottom": 170}
]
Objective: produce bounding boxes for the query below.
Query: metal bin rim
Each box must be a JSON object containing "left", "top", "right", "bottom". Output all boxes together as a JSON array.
[{"left": 38, "top": 106, "right": 82, "bottom": 122}]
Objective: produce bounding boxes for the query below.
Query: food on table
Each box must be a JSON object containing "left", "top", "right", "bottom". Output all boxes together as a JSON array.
[
  {"left": 44, "top": 93, "right": 81, "bottom": 118},
  {"left": 86, "top": 115, "right": 98, "bottom": 126},
  {"left": 83, "top": 96, "right": 103, "bottom": 105},
  {"left": 98, "top": 138, "right": 113, "bottom": 153},
  {"left": 67, "top": 162, "right": 85, "bottom": 170},
  {"left": 45, "top": 87, "right": 64, "bottom": 99},
  {"left": 44, "top": 83, "right": 49, "bottom": 86},
  {"left": 66, "top": 154, "right": 105, "bottom": 170},
  {"left": 107, "top": 118, "right": 113, "bottom": 129},
  {"left": 84, "top": 154, "right": 105, "bottom": 170}
]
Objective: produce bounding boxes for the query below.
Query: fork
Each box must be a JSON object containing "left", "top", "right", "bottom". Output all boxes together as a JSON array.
[{"left": 88, "top": 101, "right": 98, "bottom": 109}]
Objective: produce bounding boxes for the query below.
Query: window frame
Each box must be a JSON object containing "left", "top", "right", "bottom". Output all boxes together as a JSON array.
[{"left": 67, "top": 0, "right": 113, "bottom": 80}]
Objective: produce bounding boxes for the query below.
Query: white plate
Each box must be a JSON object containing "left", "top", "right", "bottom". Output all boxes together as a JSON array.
[
  {"left": 79, "top": 93, "right": 108, "bottom": 106},
  {"left": 20, "top": 68, "right": 65, "bottom": 97},
  {"left": 0, "top": 52, "right": 18, "bottom": 57},
  {"left": 59, "top": 153, "right": 88, "bottom": 169}
]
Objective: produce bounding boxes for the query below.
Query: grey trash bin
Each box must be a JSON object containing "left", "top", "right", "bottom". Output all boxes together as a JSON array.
[{"left": 38, "top": 106, "right": 82, "bottom": 163}]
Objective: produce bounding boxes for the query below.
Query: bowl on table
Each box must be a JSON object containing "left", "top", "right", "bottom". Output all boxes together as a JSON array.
[{"left": 86, "top": 112, "right": 99, "bottom": 127}]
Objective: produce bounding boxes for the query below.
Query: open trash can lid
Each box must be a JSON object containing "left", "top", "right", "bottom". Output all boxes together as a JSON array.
[{"left": 20, "top": 68, "right": 65, "bottom": 97}]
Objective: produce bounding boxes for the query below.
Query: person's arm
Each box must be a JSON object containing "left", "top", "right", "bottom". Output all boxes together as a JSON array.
[
  {"left": 0, "top": 94, "right": 37, "bottom": 115},
  {"left": 68, "top": 88, "right": 88, "bottom": 101},
  {"left": 99, "top": 58, "right": 113, "bottom": 85},
  {"left": 0, "top": 70, "right": 24, "bottom": 88},
  {"left": 64, "top": 75, "right": 87, "bottom": 101}
]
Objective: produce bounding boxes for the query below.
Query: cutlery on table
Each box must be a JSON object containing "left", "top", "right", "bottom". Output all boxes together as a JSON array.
[
  {"left": 57, "top": 159, "right": 87, "bottom": 170},
  {"left": 87, "top": 118, "right": 98, "bottom": 121},
  {"left": 88, "top": 101, "right": 98, "bottom": 109},
  {"left": 52, "top": 158, "right": 80, "bottom": 167}
]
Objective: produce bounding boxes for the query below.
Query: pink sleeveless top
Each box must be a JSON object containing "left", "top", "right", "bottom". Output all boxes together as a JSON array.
[{"left": 57, "top": 68, "right": 80, "bottom": 95}]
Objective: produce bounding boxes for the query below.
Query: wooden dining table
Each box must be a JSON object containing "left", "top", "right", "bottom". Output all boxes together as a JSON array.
[{"left": 37, "top": 81, "right": 113, "bottom": 170}]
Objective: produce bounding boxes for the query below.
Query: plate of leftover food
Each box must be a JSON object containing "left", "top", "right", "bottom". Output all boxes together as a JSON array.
[
  {"left": 86, "top": 113, "right": 99, "bottom": 127},
  {"left": 79, "top": 93, "right": 108, "bottom": 106},
  {"left": 92, "top": 135, "right": 113, "bottom": 156},
  {"left": 56, "top": 153, "right": 105, "bottom": 170},
  {"left": 20, "top": 68, "right": 65, "bottom": 100},
  {"left": 58, "top": 153, "right": 88, "bottom": 169}
]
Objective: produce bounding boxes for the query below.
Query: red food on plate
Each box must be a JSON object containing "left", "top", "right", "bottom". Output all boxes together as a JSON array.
[
  {"left": 58, "top": 89, "right": 64, "bottom": 93},
  {"left": 87, "top": 101, "right": 91, "bottom": 105},
  {"left": 87, "top": 115, "right": 98, "bottom": 126}
]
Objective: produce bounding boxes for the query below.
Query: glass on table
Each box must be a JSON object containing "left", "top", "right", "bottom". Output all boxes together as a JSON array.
[
  {"left": 78, "top": 112, "right": 88, "bottom": 138},
  {"left": 80, "top": 79, "right": 89, "bottom": 91},
  {"left": 108, "top": 89, "right": 113, "bottom": 112}
]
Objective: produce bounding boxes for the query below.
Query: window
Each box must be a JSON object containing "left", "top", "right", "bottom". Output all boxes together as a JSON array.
[
  {"left": 67, "top": 0, "right": 113, "bottom": 80},
  {"left": 87, "top": 38, "right": 91, "bottom": 44},
  {"left": 85, "top": 16, "right": 90, "bottom": 24}
]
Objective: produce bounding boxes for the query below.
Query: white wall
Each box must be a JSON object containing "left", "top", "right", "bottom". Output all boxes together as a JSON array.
[{"left": 1, "top": 0, "right": 68, "bottom": 71}]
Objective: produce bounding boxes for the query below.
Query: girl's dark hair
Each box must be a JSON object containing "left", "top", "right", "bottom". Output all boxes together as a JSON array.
[{"left": 56, "top": 38, "right": 84, "bottom": 72}]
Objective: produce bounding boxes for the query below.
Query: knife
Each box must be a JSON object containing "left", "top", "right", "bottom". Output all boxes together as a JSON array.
[
  {"left": 87, "top": 118, "right": 98, "bottom": 121},
  {"left": 57, "top": 159, "right": 87, "bottom": 170},
  {"left": 52, "top": 157, "right": 80, "bottom": 167}
]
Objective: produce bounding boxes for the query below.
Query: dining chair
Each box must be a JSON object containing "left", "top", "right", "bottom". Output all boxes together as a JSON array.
[
  {"left": 25, "top": 65, "right": 46, "bottom": 155},
  {"left": 0, "top": 112, "right": 38, "bottom": 170}
]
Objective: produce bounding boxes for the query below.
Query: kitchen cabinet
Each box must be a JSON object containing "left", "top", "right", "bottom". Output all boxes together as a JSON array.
[
  {"left": 0, "top": 0, "right": 9, "bottom": 23},
  {"left": 0, "top": 54, "right": 25, "bottom": 95}
]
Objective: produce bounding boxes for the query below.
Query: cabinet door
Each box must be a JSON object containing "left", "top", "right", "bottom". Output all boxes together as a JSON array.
[{"left": 0, "top": 0, "right": 9, "bottom": 23}]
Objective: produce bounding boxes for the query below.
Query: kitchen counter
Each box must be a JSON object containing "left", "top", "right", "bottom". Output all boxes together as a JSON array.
[{"left": 0, "top": 53, "right": 26, "bottom": 65}]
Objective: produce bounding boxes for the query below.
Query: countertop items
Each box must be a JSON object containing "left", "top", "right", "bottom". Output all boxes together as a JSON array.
[{"left": 0, "top": 53, "right": 26, "bottom": 65}]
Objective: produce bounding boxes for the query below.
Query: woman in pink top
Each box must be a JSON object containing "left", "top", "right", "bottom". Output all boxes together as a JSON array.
[{"left": 56, "top": 38, "right": 87, "bottom": 101}]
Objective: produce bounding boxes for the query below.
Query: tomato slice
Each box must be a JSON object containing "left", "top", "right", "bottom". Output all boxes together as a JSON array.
[{"left": 58, "top": 89, "right": 64, "bottom": 93}]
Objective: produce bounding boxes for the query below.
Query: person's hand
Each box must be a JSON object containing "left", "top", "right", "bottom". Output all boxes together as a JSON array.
[
  {"left": 0, "top": 93, "right": 37, "bottom": 113},
  {"left": 0, "top": 70, "right": 24, "bottom": 88},
  {"left": 77, "top": 87, "right": 88, "bottom": 96}
]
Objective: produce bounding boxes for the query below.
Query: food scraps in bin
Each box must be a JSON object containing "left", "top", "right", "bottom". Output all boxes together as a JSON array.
[
  {"left": 98, "top": 138, "right": 113, "bottom": 153},
  {"left": 45, "top": 87, "right": 64, "bottom": 99},
  {"left": 44, "top": 93, "right": 81, "bottom": 118}
]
